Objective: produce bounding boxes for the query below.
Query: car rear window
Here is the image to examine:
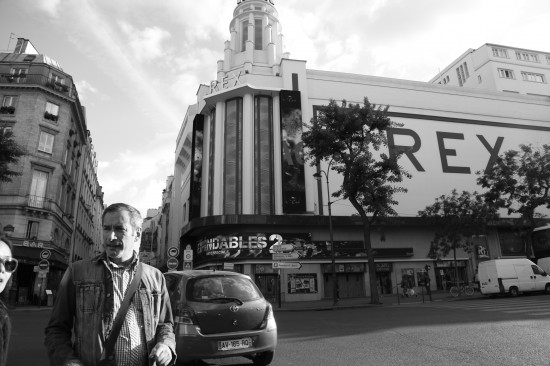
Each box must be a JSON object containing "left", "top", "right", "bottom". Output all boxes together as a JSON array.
[
  {"left": 189, "top": 276, "right": 262, "bottom": 302},
  {"left": 164, "top": 275, "right": 181, "bottom": 298}
]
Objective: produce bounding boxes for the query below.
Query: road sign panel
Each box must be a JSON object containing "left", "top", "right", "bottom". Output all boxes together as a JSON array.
[
  {"left": 270, "top": 244, "right": 295, "bottom": 253},
  {"left": 40, "top": 249, "right": 51, "bottom": 260},
  {"left": 167, "top": 257, "right": 178, "bottom": 270},
  {"left": 167, "top": 247, "right": 179, "bottom": 257},
  {"left": 183, "top": 261, "right": 192, "bottom": 270},
  {"left": 183, "top": 250, "right": 193, "bottom": 261},
  {"left": 272, "top": 262, "right": 302, "bottom": 269},
  {"left": 38, "top": 259, "right": 49, "bottom": 270},
  {"left": 272, "top": 252, "right": 299, "bottom": 260}
]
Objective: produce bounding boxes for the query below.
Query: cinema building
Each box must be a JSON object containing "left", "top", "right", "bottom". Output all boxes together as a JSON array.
[{"left": 168, "top": 0, "right": 550, "bottom": 303}]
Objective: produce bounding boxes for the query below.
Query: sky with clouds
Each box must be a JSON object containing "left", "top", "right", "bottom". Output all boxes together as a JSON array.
[{"left": 1, "top": 0, "right": 549, "bottom": 216}]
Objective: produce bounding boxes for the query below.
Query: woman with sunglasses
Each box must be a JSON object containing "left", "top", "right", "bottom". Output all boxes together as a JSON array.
[{"left": 0, "top": 234, "right": 17, "bottom": 366}]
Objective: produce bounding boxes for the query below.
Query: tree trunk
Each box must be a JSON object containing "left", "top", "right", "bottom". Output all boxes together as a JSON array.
[
  {"left": 453, "top": 246, "right": 459, "bottom": 286},
  {"left": 349, "top": 197, "right": 381, "bottom": 304}
]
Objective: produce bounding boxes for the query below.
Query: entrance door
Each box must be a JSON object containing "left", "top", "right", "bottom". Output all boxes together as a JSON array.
[
  {"left": 325, "top": 273, "right": 365, "bottom": 299},
  {"left": 255, "top": 274, "right": 278, "bottom": 304},
  {"left": 376, "top": 272, "right": 392, "bottom": 294}
]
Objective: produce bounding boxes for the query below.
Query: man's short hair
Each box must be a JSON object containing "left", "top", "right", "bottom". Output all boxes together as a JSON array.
[{"left": 102, "top": 203, "right": 143, "bottom": 230}]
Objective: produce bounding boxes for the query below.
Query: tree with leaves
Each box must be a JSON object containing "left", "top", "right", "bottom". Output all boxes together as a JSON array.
[
  {"left": 303, "top": 97, "right": 411, "bottom": 304},
  {"left": 0, "top": 130, "right": 25, "bottom": 182},
  {"left": 418, "top": 189, "right": 499, "bottom": 286},
  {"left": 476, "top": 143, "right": 550, "bottom": 257}
]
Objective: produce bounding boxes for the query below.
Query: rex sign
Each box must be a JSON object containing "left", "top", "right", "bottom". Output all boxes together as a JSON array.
[{"left": 375, "top": 116, "right": 550, "bottom": 218}]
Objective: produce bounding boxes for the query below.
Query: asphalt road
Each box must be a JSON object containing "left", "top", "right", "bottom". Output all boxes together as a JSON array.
[{"left": 7, "top": 294, "right": 550, "bottom": 365}]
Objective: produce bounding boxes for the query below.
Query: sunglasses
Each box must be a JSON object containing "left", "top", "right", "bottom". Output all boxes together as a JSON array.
[{"left": 0, "top": 257, "right": 18, "bottom": 272}]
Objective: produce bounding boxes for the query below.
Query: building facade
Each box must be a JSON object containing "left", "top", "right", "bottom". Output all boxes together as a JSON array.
[
  {"left": 0, "top": 39, "right": 104, "bottom": 306},
  {"left": 170, "top": 1, "right": 550, "bottom": 303},
  {"left": 430, "top": 43, "right": 550, "bottom": 97}
]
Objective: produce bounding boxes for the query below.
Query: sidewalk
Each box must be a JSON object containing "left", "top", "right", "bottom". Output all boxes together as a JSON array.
[
  {"left": 273, "top": 290, "right": 484, "bottom": 312},
  {"left": 8, "top": 290, "right": 484, "bottom": 312}
]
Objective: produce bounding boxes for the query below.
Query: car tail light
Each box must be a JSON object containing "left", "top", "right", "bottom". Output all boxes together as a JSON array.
[
  {"left": 174, "top": 305, "right": 198, "bottom": 325},
  {"left": 258, "top": 303, "right": 275, "bottom": 330}
]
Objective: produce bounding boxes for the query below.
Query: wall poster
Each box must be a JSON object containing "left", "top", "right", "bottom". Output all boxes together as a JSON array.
[
  {"left": 279, "top": 90, "right": 306, "bottom": 213},
  {"left": 287, "top": 273, "right": 318, "bottom": 294},
  {"left": 190, "top": 114, "right": 204, "bottom": 220}
]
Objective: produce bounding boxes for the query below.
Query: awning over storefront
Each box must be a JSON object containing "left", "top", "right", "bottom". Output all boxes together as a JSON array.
[{"left": 12, "top": 245, "right": 68, "bottom": 270}]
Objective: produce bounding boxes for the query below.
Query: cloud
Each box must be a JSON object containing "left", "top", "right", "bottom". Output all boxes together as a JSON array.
[
  {"left": 73, "top": 80, "right": 98, "bottom": 101},
  {"left": 36, "top": 0, "right": 61, "bottom": 17},
  {"left": 98, "top": 142, "right": 174, "bottom": 214},
  {"left": 118, "top": 22, "right": 172, "bottom": 62}
]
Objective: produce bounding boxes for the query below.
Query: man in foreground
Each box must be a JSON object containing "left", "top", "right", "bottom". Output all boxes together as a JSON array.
[{"left": 45, "top": 203, "right": 176, "bottom": 366}]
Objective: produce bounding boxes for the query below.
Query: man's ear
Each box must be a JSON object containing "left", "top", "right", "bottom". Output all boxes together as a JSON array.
[{"left": 134, "top": 227, "right": 142, "bottom": 242}]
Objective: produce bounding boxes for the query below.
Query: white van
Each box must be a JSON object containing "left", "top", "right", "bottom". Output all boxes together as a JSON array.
[{"left": 478, "top": 258, "right": 550, "bottom": 296}]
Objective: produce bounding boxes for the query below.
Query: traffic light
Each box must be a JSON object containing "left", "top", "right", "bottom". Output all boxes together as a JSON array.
[{"left": 425, "top": 264, "right": 431, "bottom": 271}]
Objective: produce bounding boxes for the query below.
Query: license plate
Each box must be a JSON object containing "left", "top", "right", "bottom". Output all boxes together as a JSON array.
[{"left": 217, "top": 337, "right": 252, "bottom": 351}]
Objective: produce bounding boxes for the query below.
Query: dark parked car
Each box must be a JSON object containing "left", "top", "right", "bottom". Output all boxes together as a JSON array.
[{"left": 164, "top": 270, "right": 277, "bottom": 365}]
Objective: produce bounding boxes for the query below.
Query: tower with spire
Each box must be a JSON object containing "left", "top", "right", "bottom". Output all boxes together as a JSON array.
[{"left": 218, "top": 0, "right": 287, "bottom": 80}]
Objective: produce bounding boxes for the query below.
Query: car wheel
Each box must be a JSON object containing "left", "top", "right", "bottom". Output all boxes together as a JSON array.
[
  {"left": 545, "top": 284, "right": 550, "bottom": 294},
  {"left": 509, "top": 287, "right": 519, "bottom": 297},
  {"left": 252, "top": 351, "right": 274, "bottom": 366}
]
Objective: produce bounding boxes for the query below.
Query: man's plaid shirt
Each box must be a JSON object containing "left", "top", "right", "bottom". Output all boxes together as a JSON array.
[{"left": 103, "top": 256, "right": 147, "bottom": 366}]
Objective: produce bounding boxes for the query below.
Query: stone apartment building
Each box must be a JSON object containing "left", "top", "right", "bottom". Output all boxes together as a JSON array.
[{"left": 0, "top": 38, "right": 104, "bottom": 306}]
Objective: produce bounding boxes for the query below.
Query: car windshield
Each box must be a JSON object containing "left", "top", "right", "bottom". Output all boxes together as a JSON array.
[{"left": 189, "top": 276, "right": 261, "bottom": 302}]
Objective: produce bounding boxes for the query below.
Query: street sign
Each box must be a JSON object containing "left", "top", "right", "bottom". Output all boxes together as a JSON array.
[
  {"left": 167, "top": 247, "right": 179, "bottom": 257},
  {"left": 273, "top": 262, "right": 302, "bottom": 269},
  {"left": 272, "top": 252, "right": 299, "bottom": 260},
  {"left": 223, "top": 263, "right": 234, "bottom": 270},
  {"left": 270, "top": 244, "right": 295, "bottom": 253},
  {"left": 183, "top": 249, "right": 193, "bottom": 261},
  {"left": 183, "top": 261, "right": 192, "bottom": 270},
  {"left": 167, "top": 257, "right": 178, "bottom": 270},
  {"left": 38, "top": 259, "right": 49, "bottom": 270},
  {"left": 40, "top": 249, "right": 51, "bottom": 260}
]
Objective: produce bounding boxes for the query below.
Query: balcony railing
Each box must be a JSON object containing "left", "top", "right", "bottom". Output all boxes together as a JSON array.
[
  {"left": 27, "top": 195, "right": 48, "bottom": 209},
  {"left": 0, "top": 73, "right": 75, "bottom": 98}
]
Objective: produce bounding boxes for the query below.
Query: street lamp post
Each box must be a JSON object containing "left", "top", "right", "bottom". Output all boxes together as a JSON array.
[{"left": 313, "top": 168, "right": 338, "bottom": 306}]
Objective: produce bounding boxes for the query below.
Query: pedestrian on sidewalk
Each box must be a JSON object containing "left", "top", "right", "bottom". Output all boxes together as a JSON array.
[
  {"left": 44, "top": 203, "right": 176, "bottom": 366},
  {"left": 0, "top": 235, "right": 18, "bottom": 366}
]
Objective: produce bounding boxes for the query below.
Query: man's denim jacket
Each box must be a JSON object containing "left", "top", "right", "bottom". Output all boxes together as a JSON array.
[{"left": 44, "top": 253, "right": 176, "bottom": 366}]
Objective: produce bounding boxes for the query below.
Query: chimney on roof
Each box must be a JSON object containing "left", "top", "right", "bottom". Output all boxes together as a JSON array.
[{"left": 14, "top": 38, "right": 39, "bottom": 55}]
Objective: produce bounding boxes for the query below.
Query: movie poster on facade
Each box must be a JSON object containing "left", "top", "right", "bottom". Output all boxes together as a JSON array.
[
  {"left": 194, "top": 232, "right": 375, "bottom": 264},
  {"left": 279, "top": 90, "right": 306, "bottom": 213},
  {"left": 190, "top": 115, "right": 204, "bottom": 220}
]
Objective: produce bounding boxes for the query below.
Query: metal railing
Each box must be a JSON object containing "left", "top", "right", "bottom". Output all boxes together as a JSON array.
[
  {"left": 0, "top": 73, "right": 75, "bottom": 98},
  {"left": 27, "top": 195, "right": 50, "bottom": 209}
]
